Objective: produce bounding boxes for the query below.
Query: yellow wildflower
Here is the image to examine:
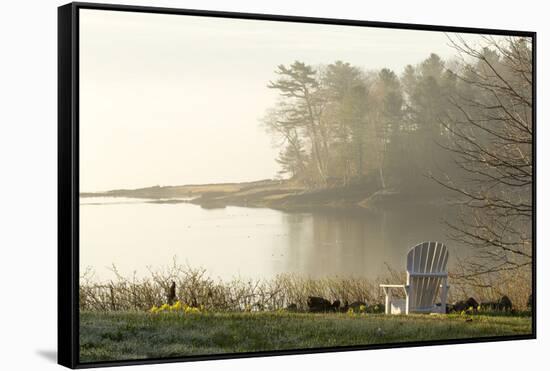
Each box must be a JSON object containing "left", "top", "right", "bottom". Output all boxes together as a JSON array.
[
  {"left": 171, "top": 301, "right": 182, "bottom": 311},
  {"left": 150, "top": 305, "right": 159, "bottom": 313},
  {"left": 185, "top": 306, "right": 199, "bottom": 314}
]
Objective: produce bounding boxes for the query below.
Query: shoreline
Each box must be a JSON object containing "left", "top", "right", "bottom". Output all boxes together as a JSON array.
[{"left": 80, "top": 178, "right": 454, "bottom": 213}]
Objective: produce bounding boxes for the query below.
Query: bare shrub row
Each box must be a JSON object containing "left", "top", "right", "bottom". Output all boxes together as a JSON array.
[{"left": 79, "top": 262, "right": 531, "bottom": 312}]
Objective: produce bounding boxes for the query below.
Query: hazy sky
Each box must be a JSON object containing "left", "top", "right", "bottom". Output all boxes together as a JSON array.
[{"left": 79, "top": 9, "right": 486, "bottom": 192}]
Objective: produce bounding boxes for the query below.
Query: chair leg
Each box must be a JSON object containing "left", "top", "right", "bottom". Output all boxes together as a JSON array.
[
  {"left": 440, "top": 278, "right": 448, "bottom": 314},
  {"left": 384, "top": 288, "right": 391, "bottom": 315}
]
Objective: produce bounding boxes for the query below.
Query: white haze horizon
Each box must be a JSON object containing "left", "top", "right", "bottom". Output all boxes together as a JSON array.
[{"left": 79, "top": 9, "right": 490, "bottom": 192}]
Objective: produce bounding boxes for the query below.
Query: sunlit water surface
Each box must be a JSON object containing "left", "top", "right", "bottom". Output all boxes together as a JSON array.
[{"left": 80, "top": 197, "right": 460, "bottom": 281}]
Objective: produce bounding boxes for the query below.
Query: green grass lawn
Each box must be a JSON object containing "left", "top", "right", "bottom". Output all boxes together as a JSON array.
[{"left": 80, "top": 311, "right": 532, "bottom": 363}]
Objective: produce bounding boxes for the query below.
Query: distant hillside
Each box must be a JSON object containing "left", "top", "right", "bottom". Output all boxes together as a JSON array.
[{"left": 80, "top": 179, "right": 281, "bottom": 199}]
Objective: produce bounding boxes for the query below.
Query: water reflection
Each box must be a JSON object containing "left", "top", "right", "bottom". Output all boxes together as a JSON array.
[
  {"left": 80, "top": 198, "right": 457, "bottom": 281},
  {"left": 281, "top": 208, "right": 455, "bottom": 279}
]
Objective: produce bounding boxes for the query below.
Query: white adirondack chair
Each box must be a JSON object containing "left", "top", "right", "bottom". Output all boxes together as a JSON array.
[{"left": 380, "top": 241, "right": 449, "bottom": 315}]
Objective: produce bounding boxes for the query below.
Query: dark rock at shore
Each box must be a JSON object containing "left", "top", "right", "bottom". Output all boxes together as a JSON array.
[
  {"left": 307, "top": 296, "right": 331, "bottom": 312},
  {"left": 452, "top": 297, "right": 479, "bottom": 313},
  {"left": 286, "top": 303, "right": 298, "bottom": 312},
  {"left": 480, "top": 296, "right": 513, "bottom": 312},
  {"left": 472, "top": 295, "right": 514, "bottom": 312},
  {"left": 347, "top": 301, "right": 368, "bottom": 312},
  {"left": 307, "top": 296, "right": 341, "bottom": 312},
  {"left": 341, "top": 301, "right": 349, "bottom": 312},
  {"left": 466, "top": 297, "right": 479, "bottom": 309},
  {"left": 499, "top": 295, "right": 513, "bottom": 311}
]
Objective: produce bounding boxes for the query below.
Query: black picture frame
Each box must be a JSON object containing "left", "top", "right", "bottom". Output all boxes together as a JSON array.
[{"left": 58, "top": 2, "right": 537, "bottom": 368}]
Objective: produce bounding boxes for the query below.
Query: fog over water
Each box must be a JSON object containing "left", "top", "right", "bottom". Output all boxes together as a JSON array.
[
  {"left": 78, "top": 10, "right": 498, "bottom": 281},
  {"left": 80, "top": 197, "right": 459, "bottom": 281},
  {"left": 79, "top": 9, "right": 486, "bottom": 192}
]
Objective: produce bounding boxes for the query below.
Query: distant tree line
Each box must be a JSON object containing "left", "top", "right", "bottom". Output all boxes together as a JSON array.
[
  {"left": 264, "top": 52, "right": 462, "bottom": 193},
  {"left": 263, "top": 36, "right": 532, "bottom": 281}
]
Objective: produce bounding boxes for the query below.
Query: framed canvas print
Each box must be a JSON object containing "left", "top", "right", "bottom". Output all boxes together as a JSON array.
[{"left": 58, "top": 2, "right": 536, "bottom": 368}]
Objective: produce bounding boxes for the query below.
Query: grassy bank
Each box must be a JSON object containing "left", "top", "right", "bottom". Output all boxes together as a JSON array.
[{"left": 80, "top": 310, "right": 532, "bottom": 363}]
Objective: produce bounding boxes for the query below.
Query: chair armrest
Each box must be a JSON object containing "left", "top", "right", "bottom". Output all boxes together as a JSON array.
[
  {"left": 379, "top": 284, "right": 406, "bottom": 288},
  {"left": 380, "top": 284, "right": 409, "bottom": 296}
]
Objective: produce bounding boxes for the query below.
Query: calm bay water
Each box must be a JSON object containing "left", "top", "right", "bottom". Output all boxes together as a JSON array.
[{"left": 80, "top": 197, "right": 457, "bottom": 281}]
